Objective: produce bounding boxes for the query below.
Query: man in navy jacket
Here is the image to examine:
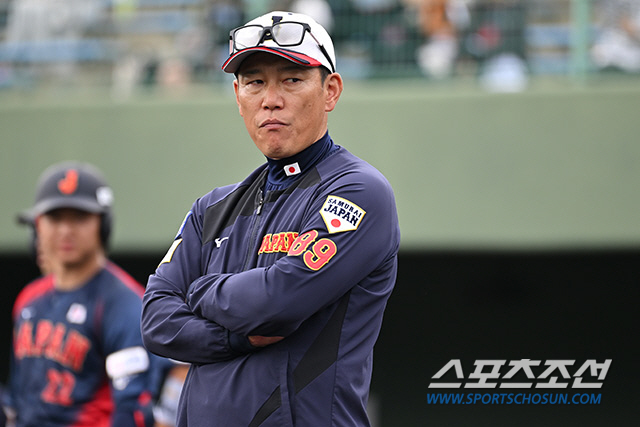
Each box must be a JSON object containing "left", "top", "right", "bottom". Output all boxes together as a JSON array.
[{"left": 141, "top": 10, "right": 400, "bottom": 427}]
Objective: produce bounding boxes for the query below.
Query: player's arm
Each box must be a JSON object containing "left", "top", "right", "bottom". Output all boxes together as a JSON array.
[
  {"left": 152, "top": 362, "right": 189, "bottom": 427},
  {"left": 186, "top": 172, "right": 400, "bottom": 337},
  {"left": 4, "top": 337, "right": 19, "bottom": 425},
  {"left": 100, "top": 292, "right": 156, "bottom": 427},
  {"left": 141, "top": 208, "right": 259, "bottom": 364},
  {"left": 107, "top": 349, "right": 153, "bottom": 427}
]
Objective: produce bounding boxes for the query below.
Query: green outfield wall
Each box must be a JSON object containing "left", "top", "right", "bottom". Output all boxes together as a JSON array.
[{"left": 2, "top": 79, "right": 640, "bottom": 252}]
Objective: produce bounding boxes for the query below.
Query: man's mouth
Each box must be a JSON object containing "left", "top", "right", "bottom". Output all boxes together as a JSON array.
[{"left": 260, "top": 119, "right": 286, "bottom": 128}]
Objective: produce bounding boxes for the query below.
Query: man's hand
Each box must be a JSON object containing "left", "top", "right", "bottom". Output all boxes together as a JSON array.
[{"left": 248, "top": 336, "right": 284, "bottom": 347}]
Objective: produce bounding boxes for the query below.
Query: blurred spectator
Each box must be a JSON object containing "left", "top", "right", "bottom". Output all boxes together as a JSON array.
[
  {"left": 463, "top": 0, "right": 528, "bottom": 92},
  {"left": 111, "top": 54, "right": 140, "bottom": 100},
  {"left": 291, "top": 0, "right": 334, "bottom": 33},
  {"left": 156, "top": 56, "right": 191, "bottom": 95},
  {"left": 206, "top": 0, "right": 244, "bottom": 80},
  {"left": 5, "top": 0, "right": 102, "bottom": 43},
  {"left": 591, "top": 0, "right": 640, "bottom": 73},
  {"left": 351, "top": 0, "right": 397, "bottom": 14},
  {"left": 174, "top": 24, "right": 214, "bottom": 83},
  {"left": 4, "top": 0, "right": 103, "bottom": 83},
  {"left": 409, "top": 0, "right": 471, "bottom": 78},
  {"left": 207, "top": 0, "right": 244, "bottom": 46}
]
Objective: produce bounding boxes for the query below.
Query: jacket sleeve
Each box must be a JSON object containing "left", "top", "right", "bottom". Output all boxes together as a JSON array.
[
  {"left": 141, "top": 208, "right": 252, "bottom": 364},
  {"left": 186, "top": 171, "right": 400, "bottom": 337},
  {"left": 101, "top": 290, "right": 153, "bottom": 427}
]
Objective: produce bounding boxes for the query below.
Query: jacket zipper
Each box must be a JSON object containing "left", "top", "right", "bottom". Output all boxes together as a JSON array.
[{"left": 241, "top": 190, "right": 264, "bottom": 271}]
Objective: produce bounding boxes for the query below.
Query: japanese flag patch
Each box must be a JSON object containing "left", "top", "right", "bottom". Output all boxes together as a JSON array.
[
  {"left": 320, "top": 195, "right": 366, "bottom": 234},
  {"left": 284, "top": 162, "right": 301, "bottom": 176}
]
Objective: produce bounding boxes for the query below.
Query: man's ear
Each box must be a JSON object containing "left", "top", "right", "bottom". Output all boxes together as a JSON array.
[
  {"left": 324, "top": 73, "right": 343, "bottom": 113},
  {"left": 233, "top": 79, "right": 243, "bottom": 117}
]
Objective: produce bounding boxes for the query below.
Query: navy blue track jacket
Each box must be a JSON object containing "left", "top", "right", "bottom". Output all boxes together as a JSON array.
[{"left": 141, "top": 134, "right": 400, "bottom": 426}]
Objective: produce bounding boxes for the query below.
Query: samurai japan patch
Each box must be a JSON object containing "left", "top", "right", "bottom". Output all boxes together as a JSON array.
[{"left": 320, "top": 195, "right": 366, "bottom": 234}]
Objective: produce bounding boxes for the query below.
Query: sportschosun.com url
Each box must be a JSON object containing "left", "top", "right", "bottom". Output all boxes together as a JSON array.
[{"left": 427, "top": 393, "right": 602, "bottom": 405}]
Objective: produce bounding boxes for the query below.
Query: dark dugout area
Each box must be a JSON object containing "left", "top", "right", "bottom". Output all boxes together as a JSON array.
[{"left": 1, "top": 249, "right": 638, "bottom": 426}]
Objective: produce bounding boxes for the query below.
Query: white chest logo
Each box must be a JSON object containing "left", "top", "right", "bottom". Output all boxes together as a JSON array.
[
  {"left": 67, "top": 303, "right": 87, "bottom": 324},
  {"left": 320, "top": 195, "right": 366, "bottom": 234},
  {"left": 21, "top": 307, "right": 35, "bottom": 320}
]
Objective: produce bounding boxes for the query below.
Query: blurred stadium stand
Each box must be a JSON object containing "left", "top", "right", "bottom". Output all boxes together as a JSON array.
[{"left": 0, "top": 0, "right": 636, "bottom": 89}]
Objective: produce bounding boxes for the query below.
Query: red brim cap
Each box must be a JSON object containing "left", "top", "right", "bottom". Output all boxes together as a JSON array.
[{"left": 222, "top": 46, "right": 323, "bottom": 74}]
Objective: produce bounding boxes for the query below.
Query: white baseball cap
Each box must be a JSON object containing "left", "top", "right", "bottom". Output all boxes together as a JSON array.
[{"left": 222, "top": 11, "right": 336, "bottom": 74}]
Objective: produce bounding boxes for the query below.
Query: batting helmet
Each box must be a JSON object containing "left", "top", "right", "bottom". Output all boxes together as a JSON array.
[{"left": 18, "top": 161, "right": 114, "bottom": 247}]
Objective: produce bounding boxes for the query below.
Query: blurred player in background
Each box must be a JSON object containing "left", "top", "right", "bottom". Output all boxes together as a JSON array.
[
  {"left": 141, "top": 10, "right": 400, "bottom": 427},
  {"left": 4, "top": 161, "right": 156, "bottom": 427},
  {"left": 150, "top": 362, "right": 188, "bottom": 427}
]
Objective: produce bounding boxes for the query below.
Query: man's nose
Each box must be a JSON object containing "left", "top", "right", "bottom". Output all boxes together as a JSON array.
[
  {"left": 57, "top": 219, "right": 76, "bottom": 234},
  {"left": 262, "top": 83, "right": 284, "bottom": 110}
]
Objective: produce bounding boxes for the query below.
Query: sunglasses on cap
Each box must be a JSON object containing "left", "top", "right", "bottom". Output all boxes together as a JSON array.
[{"left": 229, "top": 21, "right": 336, "bottom": 73}]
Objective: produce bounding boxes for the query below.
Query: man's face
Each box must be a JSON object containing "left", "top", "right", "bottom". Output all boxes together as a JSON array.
[
  {"left": 36, "top": 208, "right": 102, "bottom": 270},
  {"left": 234, "top": 53, "right": 342, "bottom": 160}
]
